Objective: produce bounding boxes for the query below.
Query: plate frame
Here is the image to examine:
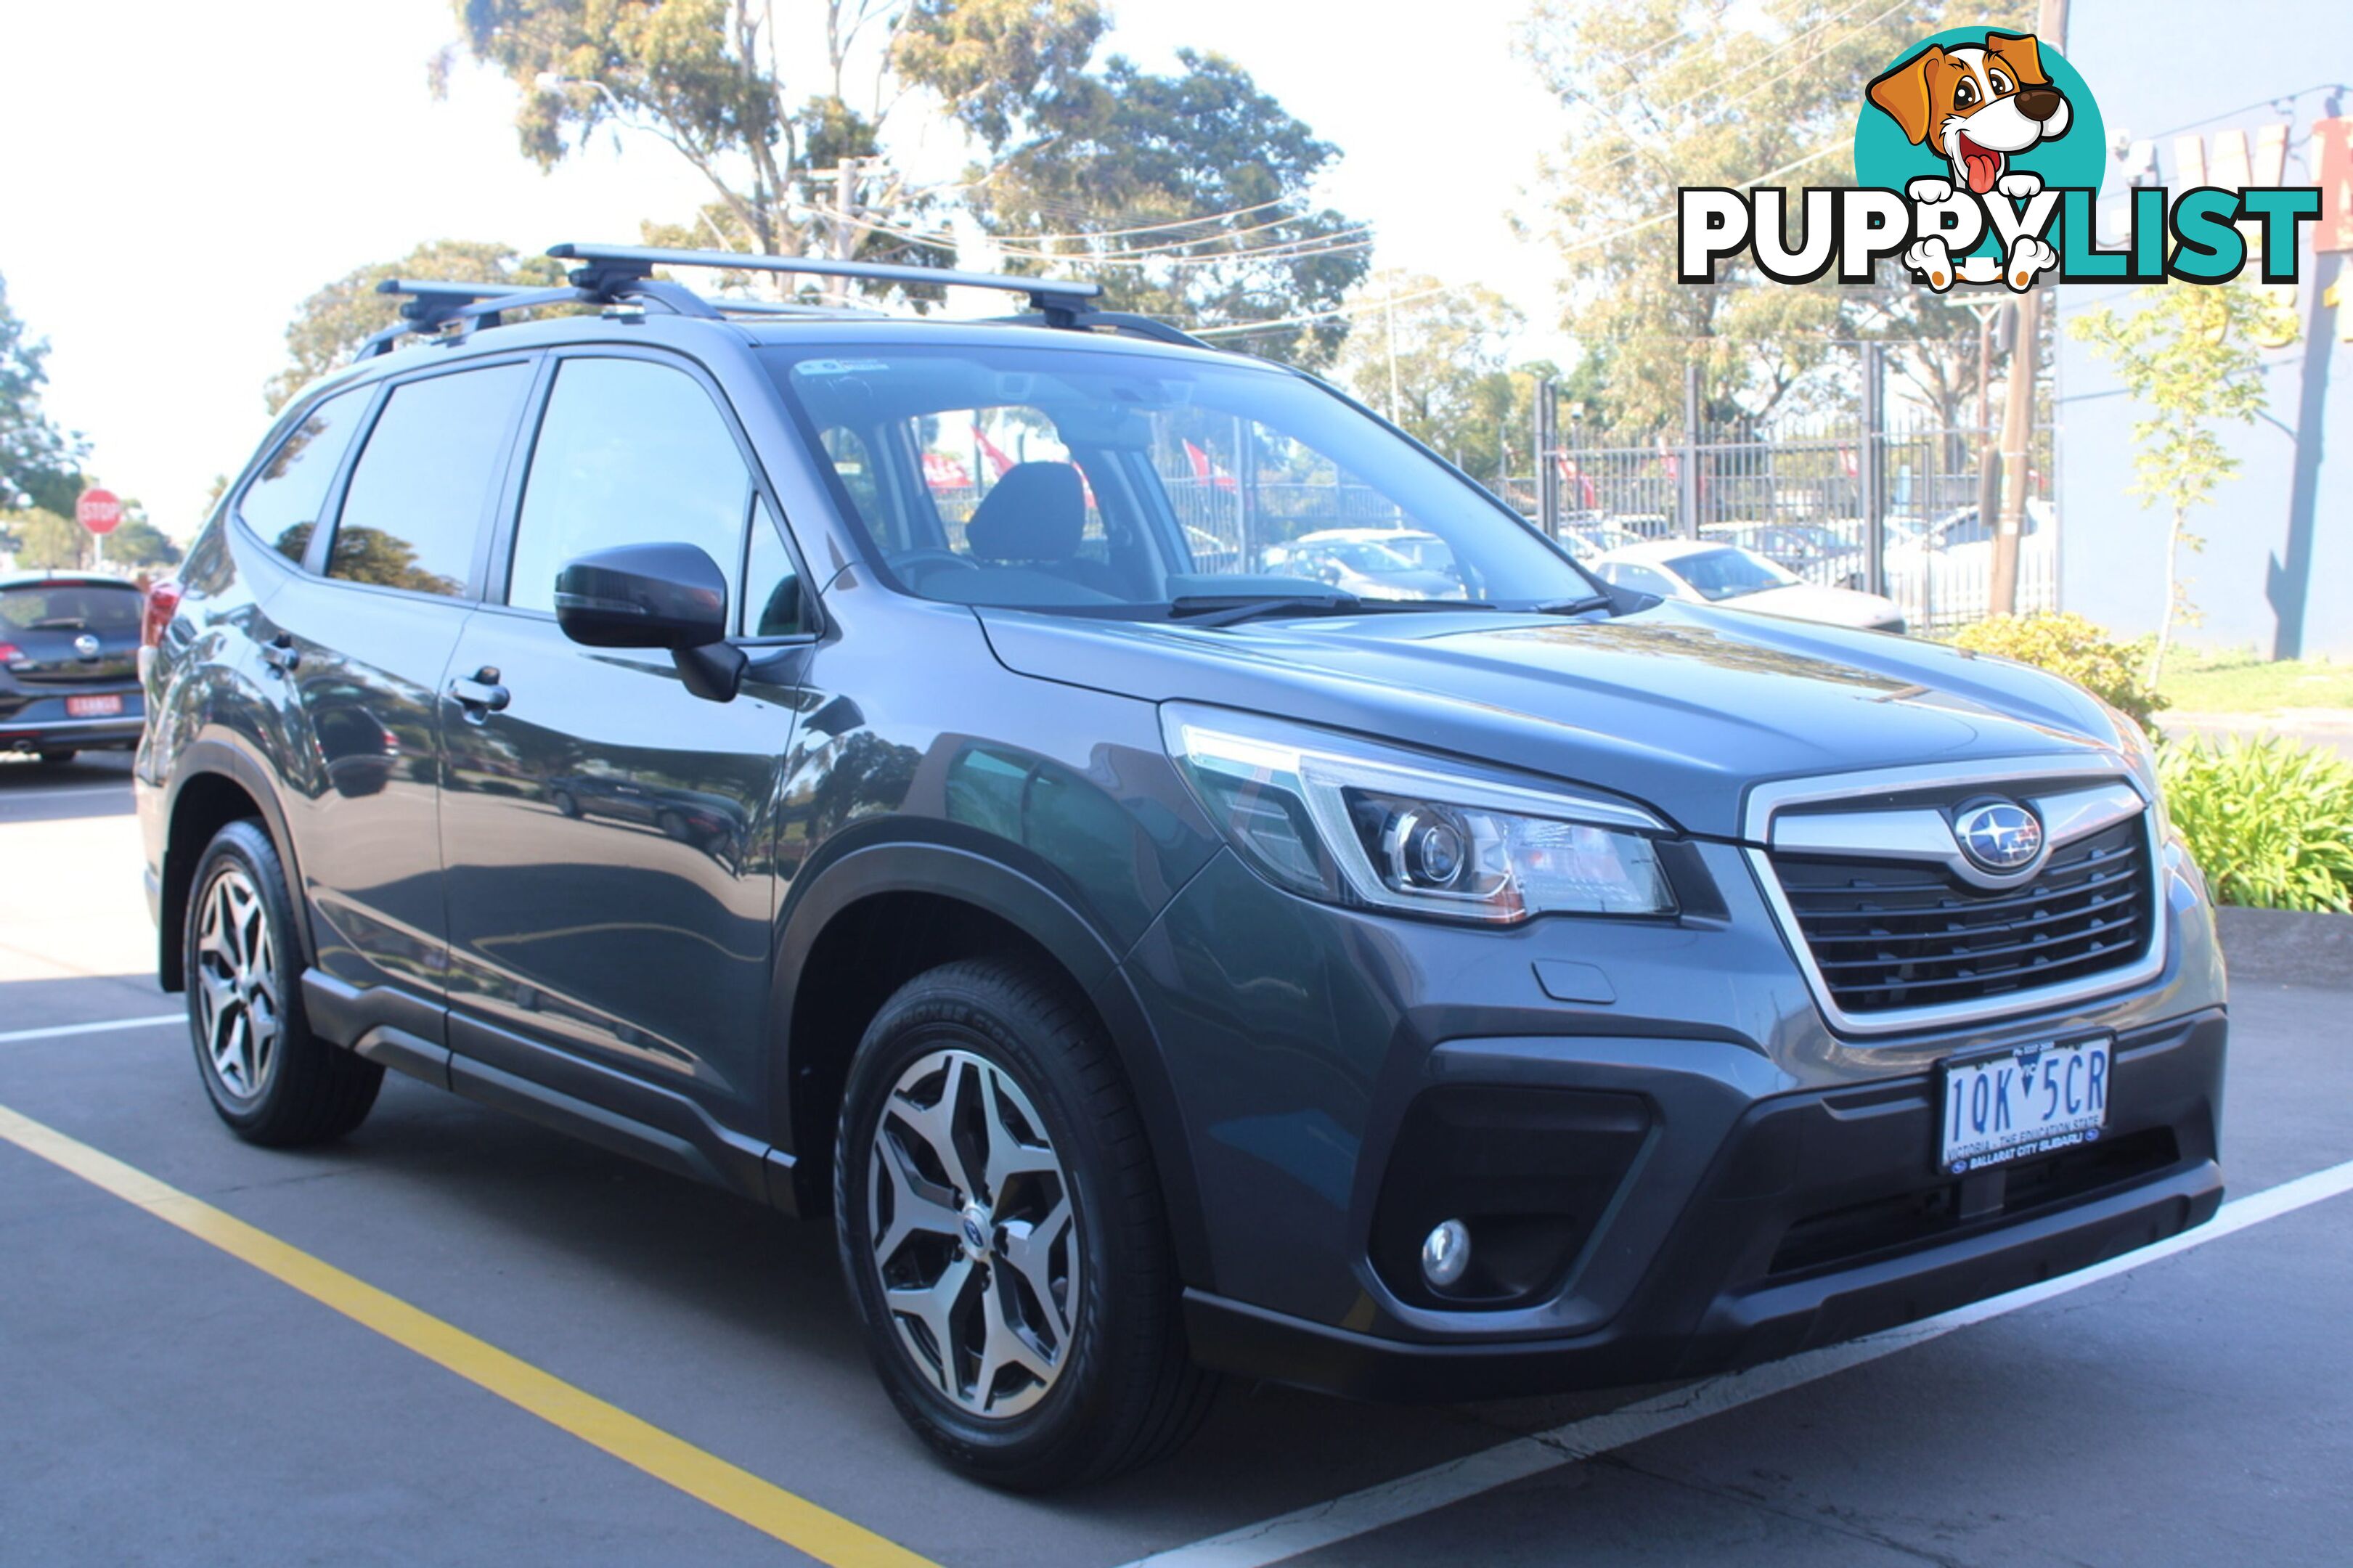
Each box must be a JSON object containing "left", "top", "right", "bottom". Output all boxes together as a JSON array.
[{"left": 1936, "top": 1032, "right": 2114, "bottom": 1176}]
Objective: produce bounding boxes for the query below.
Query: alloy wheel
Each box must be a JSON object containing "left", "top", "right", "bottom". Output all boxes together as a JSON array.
[
  {"left": 867, "top": 1047, "right": 1080, "bottom": 1419},
  {"left": 193, "top": 865, "right": 280, "bottom": 1101}
]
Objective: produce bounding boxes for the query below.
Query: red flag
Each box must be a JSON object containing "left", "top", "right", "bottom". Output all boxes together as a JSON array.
[
  {"left": 921, "top": 450, "right": 972, "bottom": 491},
  {"left": 1183, "top": 439, "right": 1239, "bottom": 491},
  {"left": 971, "top": 423, "right": 1016, "bottom": 478}
]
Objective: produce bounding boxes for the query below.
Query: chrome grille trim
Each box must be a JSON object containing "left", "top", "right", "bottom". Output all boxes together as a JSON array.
[{"left": 1742, "top": 755, "right": 2170, "bottom": 1036}]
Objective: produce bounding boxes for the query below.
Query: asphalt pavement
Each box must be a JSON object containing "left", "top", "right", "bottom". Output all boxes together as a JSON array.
[{"left": 2, "top": 750, "right": 2347, "bottom": 1567}]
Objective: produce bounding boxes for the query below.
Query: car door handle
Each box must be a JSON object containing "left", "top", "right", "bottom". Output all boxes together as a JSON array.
[
  {"left": 447, "top": 667, "right": 510, "bottom": 717},
  {"left": 261, "top": 635, "right": 299, "bottom": 674}
]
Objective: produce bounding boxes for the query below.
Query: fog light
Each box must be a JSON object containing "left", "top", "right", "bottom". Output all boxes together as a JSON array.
[{"left": 1420, "top": 1219, "right": 1470, "bottom": 1288}]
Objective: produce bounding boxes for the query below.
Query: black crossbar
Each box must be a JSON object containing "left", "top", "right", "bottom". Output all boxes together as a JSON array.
[{"left": 547, "top": 242, "right": 1101, "bottom": 321}]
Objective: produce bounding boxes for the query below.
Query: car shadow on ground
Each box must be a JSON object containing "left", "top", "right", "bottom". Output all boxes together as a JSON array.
[{"left": 0, "top": 751, "right": 136, "bottom": 822}]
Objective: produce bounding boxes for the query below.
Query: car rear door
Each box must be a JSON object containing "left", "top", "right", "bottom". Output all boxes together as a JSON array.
[
  {"left": 261, "top": 356, "right": 537, "bottom": 1000},
  {"left": 436, "top": 349, "right": 814, "bottom": 1125}
]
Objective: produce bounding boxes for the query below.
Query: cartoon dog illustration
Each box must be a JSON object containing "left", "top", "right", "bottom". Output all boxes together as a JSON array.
[{"left": 1869, "top": 32, "right": 2069, "bottom": 290}]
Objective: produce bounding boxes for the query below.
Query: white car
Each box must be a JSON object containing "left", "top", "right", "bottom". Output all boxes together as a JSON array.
[
  {"left": 1261, "top": 528, "right": 1463, "bottom": 600},
  {"left": 1884, "top": 499, "right": 2057, "bottom": 624},
  {"left": 1590, "top": 540, "right": 1907, "bottom": 633}
]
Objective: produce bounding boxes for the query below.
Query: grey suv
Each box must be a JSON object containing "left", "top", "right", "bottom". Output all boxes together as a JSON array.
[{"left": 137, "top": 246, "right": 2225, "bottom": 1490}]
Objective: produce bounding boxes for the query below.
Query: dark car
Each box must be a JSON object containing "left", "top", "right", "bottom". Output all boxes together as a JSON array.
[
  {"left": 1, "top": 571, "right": 149, "bottom": 762},
  {"left": 137, "top": 246, "right": 2226, "bottom": 1492}
]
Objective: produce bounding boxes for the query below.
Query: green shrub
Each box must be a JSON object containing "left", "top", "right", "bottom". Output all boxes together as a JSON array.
[
  {"left": 1951, "top": 613, "right": 2168, "bottom": 733},
  {"left": 2158, "top": 736, "right": 2353, "bottom": 912}
]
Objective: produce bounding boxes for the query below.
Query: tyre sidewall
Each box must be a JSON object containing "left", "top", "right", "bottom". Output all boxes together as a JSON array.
[
  {"left": 833, "top": 968, "right": 1133, "bottom": 1483},
  {"left": 184, "top": 820, "right": 313, "bottom": 1132}
]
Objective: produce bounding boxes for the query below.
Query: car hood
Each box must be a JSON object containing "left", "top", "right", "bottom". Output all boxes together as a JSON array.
[{"left": 976, "top": 600, "right": 2134, "bottom": 839}]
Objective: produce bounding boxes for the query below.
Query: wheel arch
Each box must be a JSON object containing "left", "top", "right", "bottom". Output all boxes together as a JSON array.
[
  {"left": 158, "top": 738, "right": 311, "bottom": 993},
  {"left": 772, "top": 839, "right": 1213, "bottom": 1289}
]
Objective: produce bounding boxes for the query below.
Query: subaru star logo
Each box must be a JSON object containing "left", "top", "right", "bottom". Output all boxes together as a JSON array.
[
  {"left": 961, "top": 1215, "right": 988, "bottom": 1250},
  {"left": 1953, "top": 799, "right": 2044, "bottom": 873},
  {"left": 73, "top": 633, "right": 101, "bottom": 659}
]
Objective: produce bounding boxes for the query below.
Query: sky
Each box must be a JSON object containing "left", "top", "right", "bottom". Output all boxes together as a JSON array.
[{"left": 0, "top": 0, "right": 1573, "bottom": 534}]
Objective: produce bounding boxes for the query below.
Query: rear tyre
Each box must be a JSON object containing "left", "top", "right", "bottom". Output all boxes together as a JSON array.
[
  {"left": 834, "top": 957, "right": 1215, "bottom": 1490},
  {"left": 184, "top": 819, "right": 383, "bottom": 1146},
  {"left": 35, "top": 749, "right": 77, "bottom": 766}
]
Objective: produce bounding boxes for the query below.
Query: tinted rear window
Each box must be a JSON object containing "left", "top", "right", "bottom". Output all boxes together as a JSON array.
[
  {"left": 0, "top": 584, "right": 144, "bottom": 637},
  {"left": 327, "top": 364, "right": 533, "bottom": 598}
]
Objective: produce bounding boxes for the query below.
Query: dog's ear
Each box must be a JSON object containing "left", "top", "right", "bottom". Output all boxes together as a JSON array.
[
  {"left": 1867, "top": 46, "right": 1943, "bottom": 146},
  {"left": 1984, "top": 32, "right": 2049, "bottom": 86}
]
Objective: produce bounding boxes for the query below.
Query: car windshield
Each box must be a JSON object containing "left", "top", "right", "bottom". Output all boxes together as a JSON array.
[
  {"left": 0, "top": 583, "right": 143, "bottom": 635},
  {"left": 762, "top": 342, "right": 1596, "bottom": 615},
  {"left": 1662, "top": 546, "right": 1798, "bottom": 602}
]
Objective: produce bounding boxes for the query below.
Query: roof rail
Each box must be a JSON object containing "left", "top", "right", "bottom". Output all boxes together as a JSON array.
[{"left": 547, "top": 242, "right": 1102, "bottom": 325}]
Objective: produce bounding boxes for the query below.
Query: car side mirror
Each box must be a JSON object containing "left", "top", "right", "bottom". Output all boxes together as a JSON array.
[{"left": 553, "top": 542, "right": 746, "bottom": 703}]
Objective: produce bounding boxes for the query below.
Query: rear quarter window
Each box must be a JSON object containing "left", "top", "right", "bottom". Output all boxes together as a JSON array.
[{"left": 238, "top": 386, "right": 374, "bottom": 564}]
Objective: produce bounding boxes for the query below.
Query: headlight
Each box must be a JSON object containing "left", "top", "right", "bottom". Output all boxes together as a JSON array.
[{"left": 1161, "top": 703, "right": 1676, "bottom": 923}]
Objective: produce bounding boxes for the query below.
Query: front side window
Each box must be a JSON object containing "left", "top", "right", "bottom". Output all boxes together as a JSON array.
[
  {"left": 240, "top": 385, "right": 372, "bottom": 564},
  {"left": 327, "top": 364, "right": 533, "bottom": 597},
  {"left": 764, "top": 343, "right": 1597, "bottom": 616},
  {"left": 507, "top": 357, "right": 752, "bottom": 616},
  {"left": 742, "top": 497, "right": 804, "bottom": 637},
  {"left": 1599, "top": 561, "right": 1679, "bottom": 597}
]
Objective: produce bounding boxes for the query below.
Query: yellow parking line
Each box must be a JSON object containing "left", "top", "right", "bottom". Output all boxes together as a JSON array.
[{"left": 0, "top": 1101, "right": 938, "bottom": 1568}]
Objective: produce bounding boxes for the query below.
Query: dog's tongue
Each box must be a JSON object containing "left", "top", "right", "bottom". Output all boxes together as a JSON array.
[{"left": 1962, "top": 142, "right": 2003, "bottom": 195}]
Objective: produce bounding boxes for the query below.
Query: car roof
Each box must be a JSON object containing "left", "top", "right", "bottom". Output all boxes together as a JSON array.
[
  {"left": 1288, "top": 527, "right": 1440, "bottom": 545},
  {"left": 1595, "top": 539, "right": 1727, "bottom": 567}
]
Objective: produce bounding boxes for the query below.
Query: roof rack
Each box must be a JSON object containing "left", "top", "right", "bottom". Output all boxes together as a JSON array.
[
  {"left": 359, "top": 245, "right": 1211, "bottom": 362},
  {"left": 360, "top": 277, "right": 597, "bottom": 358},
  {"left": 548, "top": 242, "right": 1104, "bottom": 324}
]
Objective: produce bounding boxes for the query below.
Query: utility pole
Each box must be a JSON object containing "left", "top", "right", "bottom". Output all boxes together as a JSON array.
[
  {"left": 1384, "top": 285, "right": 1403, "bottom": 425},
  {"left": 831, "top": 156, "right": 858, "bottom": 306},
  {"left": 1989, "top": 0, "right": 2068, "bottom": 615}
]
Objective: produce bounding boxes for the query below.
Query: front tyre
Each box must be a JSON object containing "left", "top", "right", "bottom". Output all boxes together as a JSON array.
[
  {"left": 834, "top": 958, "right": 1214, "bottom": 1490},
  {"left": 184, "top": 819, "right": 383, "bottom": 1146}
]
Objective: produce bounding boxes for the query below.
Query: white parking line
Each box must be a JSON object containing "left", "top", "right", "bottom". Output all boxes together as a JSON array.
[
  {"left": 0, "top": 1014, "right": 182, "bottom": 1045},
  {"left": 1122, "top": 1156, "right": 2353, "bottom": 1568},
  {"left": 0, "top": 785, "right": 129, "bottom": 800}
]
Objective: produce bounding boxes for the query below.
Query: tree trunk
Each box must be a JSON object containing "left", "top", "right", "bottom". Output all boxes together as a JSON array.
[{"left": 2147, "top": 501, "right": 2185, "bottom": 691}]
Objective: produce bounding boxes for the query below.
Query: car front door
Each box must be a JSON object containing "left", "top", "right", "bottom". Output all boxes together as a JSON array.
[
  {"left": 260, "top": 358, "right": 536, "bottom": 999},
  {"left": 437, "top": 351, "right": 814, "bottom": 1124}
]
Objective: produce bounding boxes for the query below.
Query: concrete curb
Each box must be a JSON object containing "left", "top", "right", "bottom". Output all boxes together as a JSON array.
[{"left": 2217, "top": 905, "right": 2353, "bottom": 992}]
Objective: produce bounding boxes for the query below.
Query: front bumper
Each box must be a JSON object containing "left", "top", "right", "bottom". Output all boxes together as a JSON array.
[
  {"left": 1184, "top": 1007, "right": 2224, "bottom": 1402},
  {"left": 1124, "top": 828, "right": 2227, "bottom": 1402}
]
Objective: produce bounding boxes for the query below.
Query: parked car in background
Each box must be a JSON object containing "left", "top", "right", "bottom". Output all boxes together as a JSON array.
[
  {"left": 1700, "top": 521, "right": 1868, "bottom": 589},
  {"left": 1558, "top": 520, "right": 1649, "bottom": 560},
  {"left": 1885, "top": 499, "right": 2057, "bottom": 624},
  {"left": 0, "top": 571, "right": 148, "bottom": 763},
  {"left": 1259, "top": 527, "right": 1462, "bottom": 599},
  {"left": 1590, "top": 540, "right": 1907, "bottom": 633}
]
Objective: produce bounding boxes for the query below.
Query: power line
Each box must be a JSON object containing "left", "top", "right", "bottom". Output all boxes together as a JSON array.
[{"left": 1189, "top": 139, "right": 1844, "bottom": 339}]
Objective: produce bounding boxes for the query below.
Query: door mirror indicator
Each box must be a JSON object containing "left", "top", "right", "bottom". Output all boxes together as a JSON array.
[{"left": 553, "top": 542, "right": 745, "bottom": 703}]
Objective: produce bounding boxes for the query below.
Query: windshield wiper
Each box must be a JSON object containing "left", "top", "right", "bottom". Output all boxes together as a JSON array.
[
  {"left": 1167, "top": 593, "right": 1501, "bottom": 629},
  {"left": 1529, "top": 594, "right": 1612, "bottom": 616}
]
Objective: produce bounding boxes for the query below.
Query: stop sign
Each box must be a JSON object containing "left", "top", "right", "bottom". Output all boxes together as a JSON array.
[{"left": 76, "top": 488, "right": 123, "bottom": 536}]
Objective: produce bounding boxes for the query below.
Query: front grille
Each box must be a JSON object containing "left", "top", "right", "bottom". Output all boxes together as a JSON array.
[{"left": 1770, "top": 816, "right": 2152, "bottom": 1013}]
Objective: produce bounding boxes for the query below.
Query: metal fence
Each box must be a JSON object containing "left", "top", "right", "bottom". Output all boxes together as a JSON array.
[{"left": 1509, "top": 352, "right": 2055, "bottom": 635}]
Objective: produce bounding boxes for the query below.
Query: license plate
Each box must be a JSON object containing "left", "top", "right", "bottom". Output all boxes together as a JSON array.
[
  {"left": 1939, "top": 1035, "right": 2111, "bottom": 1174},
  {"left": 65, "top": 694, "right": 123, "bottom": 718}
]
